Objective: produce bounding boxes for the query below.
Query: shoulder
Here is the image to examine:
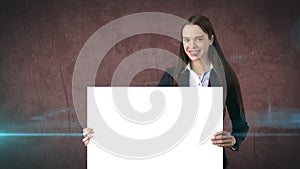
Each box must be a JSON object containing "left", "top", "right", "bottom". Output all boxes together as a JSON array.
[{"left": 157, "top": 67, "right": 176, "bottom": 86}]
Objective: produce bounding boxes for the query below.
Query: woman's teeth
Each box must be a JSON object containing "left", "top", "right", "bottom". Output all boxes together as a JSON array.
[{"left": 190, "top": 50, "right": 199, "bottom": 55}]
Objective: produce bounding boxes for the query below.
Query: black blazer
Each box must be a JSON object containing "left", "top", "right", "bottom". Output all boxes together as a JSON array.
[{"left": 158, "top": 67, "right": 249, "bottom": 168}]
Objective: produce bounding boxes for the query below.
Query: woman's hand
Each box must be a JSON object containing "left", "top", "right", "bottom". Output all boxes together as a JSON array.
[
  {"left": 82, "top": 128, "right": 94, "bottom": 146},
  {"left": 211, "top": 130, "right": 236, "bottom": 148}
]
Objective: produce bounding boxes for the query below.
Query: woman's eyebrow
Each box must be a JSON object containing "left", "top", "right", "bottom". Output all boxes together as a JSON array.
[{"left": 182, "top": 35, "right": 204, "bottom": 38}]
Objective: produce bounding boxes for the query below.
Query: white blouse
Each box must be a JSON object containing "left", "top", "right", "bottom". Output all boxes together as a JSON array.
[{"left": 185, "top": 63, "right": 214, "bottom": 87}]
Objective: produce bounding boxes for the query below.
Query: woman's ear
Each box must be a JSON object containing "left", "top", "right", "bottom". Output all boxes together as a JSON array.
[{"left": 210, "top": 34, "right": 214, "bottom": 45}]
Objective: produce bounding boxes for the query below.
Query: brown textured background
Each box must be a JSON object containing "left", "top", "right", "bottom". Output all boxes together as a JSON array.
[{"left": 0, "top": 0, "right": 300, "bottom": 169}]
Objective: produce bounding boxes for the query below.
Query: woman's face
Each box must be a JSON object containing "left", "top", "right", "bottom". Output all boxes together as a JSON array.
[{"left": 182, "top": 24, "right": 213, "bottom": 62}]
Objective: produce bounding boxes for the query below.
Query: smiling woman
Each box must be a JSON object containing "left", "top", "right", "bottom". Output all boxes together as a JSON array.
[{"left": 157, "top": 15, "right": 249, "bottom": 169}]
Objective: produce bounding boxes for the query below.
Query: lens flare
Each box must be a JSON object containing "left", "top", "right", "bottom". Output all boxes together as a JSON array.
[{"left": 0, "top": 132, "right": 83, "bottom": 137}]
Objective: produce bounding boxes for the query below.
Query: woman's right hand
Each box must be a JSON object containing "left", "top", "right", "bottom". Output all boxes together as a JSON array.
[{"left": 82, "top": 128, "right": 94, "bottom": 146}]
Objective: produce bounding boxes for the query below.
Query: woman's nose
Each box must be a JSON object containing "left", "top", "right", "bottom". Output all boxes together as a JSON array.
[{"left": 189, "top": 40, "right": 197, "bottom": 48}]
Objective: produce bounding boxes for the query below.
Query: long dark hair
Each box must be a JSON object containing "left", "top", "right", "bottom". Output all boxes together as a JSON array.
[{"left": 174, "top": 15, "right": 245, "bottom": 113}]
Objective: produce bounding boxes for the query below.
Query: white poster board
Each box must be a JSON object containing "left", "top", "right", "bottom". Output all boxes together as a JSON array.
[{"left": 87, "top": 87, "right": 223, "bottom": 169}]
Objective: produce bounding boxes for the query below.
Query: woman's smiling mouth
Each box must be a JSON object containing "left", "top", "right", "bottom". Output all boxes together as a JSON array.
[{"left": 189, "top": 50, "right": 200, "bottom": 56}]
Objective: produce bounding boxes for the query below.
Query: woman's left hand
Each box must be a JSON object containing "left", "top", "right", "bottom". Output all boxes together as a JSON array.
[{"left": 211, "top": 130, "right": 236, "bottom": 148}]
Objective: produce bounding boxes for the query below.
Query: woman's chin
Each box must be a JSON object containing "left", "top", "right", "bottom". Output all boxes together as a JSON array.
[{"left": 188, "top": 56, "right": 201, "bottom": 62}]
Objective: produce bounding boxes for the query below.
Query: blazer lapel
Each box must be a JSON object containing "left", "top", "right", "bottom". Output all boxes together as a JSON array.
[
  {"left": 178, "top": 69, "right": 190, "bottom": 86},
  {"left": 209, "top": 69, "right": 221, "bottom": 87}
]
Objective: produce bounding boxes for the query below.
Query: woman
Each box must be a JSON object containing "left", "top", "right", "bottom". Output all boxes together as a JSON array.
[
  {"left": 158, "top": 14, "right": 249, "bottom": 168},
  {"left": 83, "top": 14, "right": 249, "bottom": 169}
]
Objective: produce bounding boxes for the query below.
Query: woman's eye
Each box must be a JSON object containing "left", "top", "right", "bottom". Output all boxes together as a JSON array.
[
  {"left": 197, "top": 38, "right": 203, "bottom": 41},
  {"left": 183, "top": 39, "right": 189, "bottom": 42}
]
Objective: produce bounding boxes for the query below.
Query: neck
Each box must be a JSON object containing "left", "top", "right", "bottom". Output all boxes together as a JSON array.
[{"left": 190, "top": 59, "right": 211, "bottom": 75}]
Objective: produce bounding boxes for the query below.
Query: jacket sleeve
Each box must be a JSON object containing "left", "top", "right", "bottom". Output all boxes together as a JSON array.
[{"left": 226, "top": 81, "right": 249, "bottom": 151}]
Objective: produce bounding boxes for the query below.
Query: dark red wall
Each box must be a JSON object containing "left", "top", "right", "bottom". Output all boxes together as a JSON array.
[{"left": 0, "top": 0, "right": 299, "bottom": 169}]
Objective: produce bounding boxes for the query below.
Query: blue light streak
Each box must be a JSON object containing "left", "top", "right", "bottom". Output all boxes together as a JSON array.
[{"left": 0, "top": 133, "right": 83, "bottom": 137}]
